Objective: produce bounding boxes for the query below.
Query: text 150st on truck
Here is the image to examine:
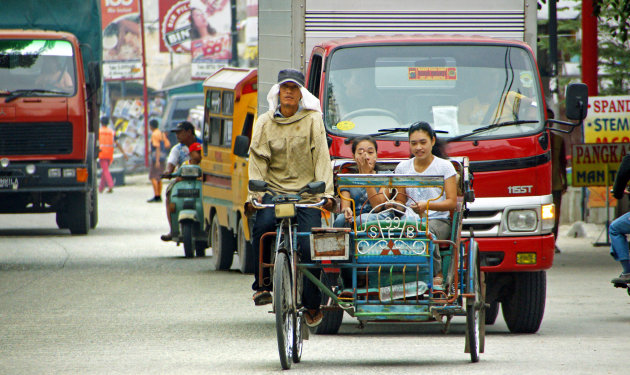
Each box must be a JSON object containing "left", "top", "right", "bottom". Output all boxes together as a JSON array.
[{"left": 0, "top": 0, "right": 102, "bottom": 234}]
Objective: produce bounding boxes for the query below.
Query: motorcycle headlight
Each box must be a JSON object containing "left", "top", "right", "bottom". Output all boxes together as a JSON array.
[
  {"left": 179, "top": 166, "right": 202, "bottom": 178},
  {"left": 507, "top": 209, "right": 537, "bottom": 232}
]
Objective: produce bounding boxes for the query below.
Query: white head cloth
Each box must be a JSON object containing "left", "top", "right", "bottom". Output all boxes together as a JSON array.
[{"left": 266, "top": 83, "right": 322, "bottom": 114}]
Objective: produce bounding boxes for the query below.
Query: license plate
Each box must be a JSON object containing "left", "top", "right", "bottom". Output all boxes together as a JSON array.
[{"left": 0, "top": 177, "right": 19, "bottom": 190}]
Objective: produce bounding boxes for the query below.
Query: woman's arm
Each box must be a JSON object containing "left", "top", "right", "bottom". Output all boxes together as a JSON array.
[
  {"left": 365, "top": 186, "right": 390, "bottom": 211},
  {"left": 409, "top": 175, "right": 457, "bottom": 214},
  {"left": 339, "top": 191, "right": 353, "bottom": 221}
]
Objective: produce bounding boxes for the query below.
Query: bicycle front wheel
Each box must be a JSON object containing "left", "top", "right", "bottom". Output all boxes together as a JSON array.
[{"left": 273, "top": 251, "right": 294, "bottom": 369}]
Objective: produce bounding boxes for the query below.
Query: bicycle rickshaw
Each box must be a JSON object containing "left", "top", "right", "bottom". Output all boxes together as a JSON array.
[{"left": 250, "top": 156, "right": 483, "bottom": 369}]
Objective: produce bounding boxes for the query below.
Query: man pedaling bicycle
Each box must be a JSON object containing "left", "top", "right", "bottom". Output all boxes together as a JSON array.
[{"left": 244, "top": 69, "right": 335, "bottom": 327}]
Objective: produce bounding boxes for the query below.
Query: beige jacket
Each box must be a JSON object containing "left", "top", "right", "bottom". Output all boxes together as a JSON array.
[{"left": 247, "top": 108, "right": 334, "bottom": 204}]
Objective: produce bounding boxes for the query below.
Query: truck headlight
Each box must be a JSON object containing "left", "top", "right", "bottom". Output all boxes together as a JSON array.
[{"left": 507, "top": 209, "right": 537, "bottom": 232}]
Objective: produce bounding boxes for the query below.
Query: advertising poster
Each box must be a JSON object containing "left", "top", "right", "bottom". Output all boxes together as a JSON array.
[
  {"left": 583, "top": 95, "right": 630, "bottom": 143},
  {"left": 101, "top": 0, "right": 143, "bottom": 81},
  {"left": 580, "top": 95, "right": 630, "bottom": 208},
  {"left": 190, "top": 0, "right": 232, "bottom": 79},
  {"left": 159, "top": 0, "right": 191, "bottom": 53}
]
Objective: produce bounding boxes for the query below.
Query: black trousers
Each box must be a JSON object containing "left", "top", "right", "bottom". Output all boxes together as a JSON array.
[{"left": 251, "top": 195, "right": 322, "bottom": 310}]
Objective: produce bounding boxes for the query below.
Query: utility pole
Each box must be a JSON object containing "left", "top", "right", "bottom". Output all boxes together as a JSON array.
[{"left": 582, "top": 0, "right": 598, "bottom": 96}]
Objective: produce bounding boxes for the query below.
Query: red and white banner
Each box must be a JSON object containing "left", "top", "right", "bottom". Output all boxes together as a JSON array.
[
  {"left": 101, "top": 0, "right": 143, "bottom": 80},
  {"left": 190, "top": 0, "right": 232, "bottom": 79},
  {"left": 159, "top": 0, "right": 191, "bottom": 54}
]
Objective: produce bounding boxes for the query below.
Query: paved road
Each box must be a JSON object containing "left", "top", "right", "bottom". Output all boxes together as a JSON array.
[{"left": 0, "top": 175, "right": 628, "bottom": 374}]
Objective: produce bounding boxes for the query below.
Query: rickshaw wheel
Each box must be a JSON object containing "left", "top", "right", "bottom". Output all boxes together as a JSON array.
[
  {"left": 273, "top": 251, "right": 294, "bottom": 369},
  {"left": 292, "top": 310, "right": 303, "bottom": 363}
]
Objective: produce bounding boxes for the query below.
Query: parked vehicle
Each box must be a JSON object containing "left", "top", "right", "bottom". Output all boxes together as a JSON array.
[
  {"left": 161, "top": 93, "right": 204, "bottom": 149},
  {"left": 0, "top": 0, "right": 102, "bottom": 234},
  {"left": 162, "top": 164, "right": 208, "bottom": 258},
  {"left": 256, "top": 0, "right": 588, "bottom": 333},
  {"left": 200, "top": 68, "right": 258, "bottom": 273}
]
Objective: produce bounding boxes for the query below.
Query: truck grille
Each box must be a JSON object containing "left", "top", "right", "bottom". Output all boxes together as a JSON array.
[{"left": 0, "top": 122, "right": 73, "bottom": 155}]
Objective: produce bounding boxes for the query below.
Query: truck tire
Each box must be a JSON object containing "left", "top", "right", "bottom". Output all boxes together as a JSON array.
[
  {"left": 485, "top": 300, "right": 499, "bottom": 325},
  {"left": 68, "top": 192, "right": 89, "bottom": 235},
  {"left": 211, "top": 215, "right": 235, "bottom": 270},
  {"left": 501, "top": 271, "right": 546, "bottom": 333},
  {"left": 56, "top": 211, "right": 68, "bottom": 229},
  {"left": 90, "top": 186, "right": 98, "bottom": 229},
  {"left": 237, "top": 219, "right": 255, "bottom": 274}
]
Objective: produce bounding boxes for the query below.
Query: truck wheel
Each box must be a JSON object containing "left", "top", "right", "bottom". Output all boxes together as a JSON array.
[
  {"left": 211, "top": 215, "right": 235, "bottom": 270},
  {"left": 68, "top": 192, "right": 89, "bottom": 235},
  {"left": 315, "top": 272, "right": 344, "bottom": 335},
  {"left": 501, "top": 271, "right": 546, "bottom": 333},
  {"left": 237, "top": 219, "right": 255, "bottom": 274},
  {"left": 90, "top": 186, "right": 98, "bottom": 229},
  {"left": 485, "top": 300, "right": 499, "bottom": 325},
  {"left": 56, "top": 211, "right": 68, "bottom": 229},
  {"left": 181, "top": 222, "right": 194, "bottom": 258}
]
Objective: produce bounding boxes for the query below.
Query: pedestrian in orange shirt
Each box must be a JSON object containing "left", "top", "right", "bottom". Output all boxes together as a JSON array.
[
  {"left": 98, "top": 116, "right": 127, "bottom": 193},
  {"left": 147, "top": 119, "right": 170, "bottom": 202}
]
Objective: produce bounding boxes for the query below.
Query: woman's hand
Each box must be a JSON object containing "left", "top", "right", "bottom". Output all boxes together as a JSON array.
[
  {"left": 410, "top": 201, "right": 428, "bottom": 216},
  {"left": 342, "top": 207, "right": 353, "bottom": 222},
  {"left": 356, "top": 155, "right": 375, "bottom": 174}
]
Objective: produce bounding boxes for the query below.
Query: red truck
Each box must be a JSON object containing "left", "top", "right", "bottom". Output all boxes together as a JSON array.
[
  {"left": 0, "top": 1, "right": 102, "bottom": 234},
  {"left": 258, "top": 0, "right": 587, "bottom": 333}
]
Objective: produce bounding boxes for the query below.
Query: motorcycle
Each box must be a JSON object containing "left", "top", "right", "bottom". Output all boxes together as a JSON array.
[{"left": 162, "top": 164, "right": 208, "bottom": 258}]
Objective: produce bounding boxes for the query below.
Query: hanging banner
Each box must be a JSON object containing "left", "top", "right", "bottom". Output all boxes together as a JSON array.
[
  {"left": 584, "top": 95, "right": 630, "bottom": 143},
  {"left": 101, "top": 0, "right": 143, "bottom": 81},
  {"left": 159, "top": 0, "right": 191, "bottom": 53},
  {"left": 190, "top": 0, "right": 232, "bottom": 79},
  {"left": 571, "top": 143, "right": 630, "bottom": 187}
]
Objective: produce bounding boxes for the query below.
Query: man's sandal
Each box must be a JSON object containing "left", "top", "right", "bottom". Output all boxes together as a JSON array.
[
  {"left": 253, "top": 290, "right": 272, "bottom": 306},
  {"left": 304, "top": 309, "right": 323, "bottom": 327}
]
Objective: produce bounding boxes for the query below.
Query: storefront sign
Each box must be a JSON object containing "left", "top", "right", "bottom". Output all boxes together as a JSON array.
[
  {"left": 101, "top": 0, "right": 143, "bottom": 80},
  {"left": 572, "top": 143, "right": 630, "bottom": 186},
  {"left": 584, "top": 96, "right": 630, "bottom": 143}
]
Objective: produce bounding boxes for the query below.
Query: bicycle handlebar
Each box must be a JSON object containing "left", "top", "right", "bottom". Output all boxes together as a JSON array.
[{"left": 251, "top": 197, "right": 327, "bottom": 210}]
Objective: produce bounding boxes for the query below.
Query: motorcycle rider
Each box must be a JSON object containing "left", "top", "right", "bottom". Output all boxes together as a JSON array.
[
  {"left": 245, "top": 69, "right": 335, "bottom": 327},
  {"left": 610, "top": 154, "right": 630, "bottom": 284},
  {"left": 160, "top": 121, "right": 202, "bottom": 242}
]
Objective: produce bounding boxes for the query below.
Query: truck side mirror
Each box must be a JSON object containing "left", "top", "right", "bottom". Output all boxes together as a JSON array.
[
  {"left": 233, "top": 135, "right": 250, "bottom": 157},
  {"left": 565, "top": 83, "right": 588, "bottom": 121}
]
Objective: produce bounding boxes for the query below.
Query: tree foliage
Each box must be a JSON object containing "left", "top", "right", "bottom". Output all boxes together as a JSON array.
[{"left": 593, "top": 0, "right": 630, "bottom": 43}]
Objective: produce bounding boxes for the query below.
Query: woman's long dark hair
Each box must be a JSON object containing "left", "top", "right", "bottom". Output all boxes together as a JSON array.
[{"left": 408, "top": 121, "right": 448, "bottom": 159}]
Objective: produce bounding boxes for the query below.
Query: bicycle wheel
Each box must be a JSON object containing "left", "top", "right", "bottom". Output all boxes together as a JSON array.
[
  {"left": 465, "top": 241, "right": 482, "bottom": 363},
  {"left": 273, "top": 251, "right": 294, "bottom": 369},
  {"left": 292, "top": 310, "right": 303, "bottom": 363}
]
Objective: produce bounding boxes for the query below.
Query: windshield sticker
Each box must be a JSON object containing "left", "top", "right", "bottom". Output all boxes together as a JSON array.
[
  {"left": 520, "top": 72, "right": 534, "bottom": 88},
  {"left": 408, "top": 67, "right": 457, "bottom": 81},
  {"left": 336, "top": 121, "right": 355, "bottom": 131}
]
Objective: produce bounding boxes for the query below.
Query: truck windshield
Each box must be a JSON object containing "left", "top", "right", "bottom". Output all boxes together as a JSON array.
[
  {"left": 0, "top": 39, "right": 76, "bottom": 96},
  {"left": 324, "top": 44, "right": 544, "bottom": 140}
]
